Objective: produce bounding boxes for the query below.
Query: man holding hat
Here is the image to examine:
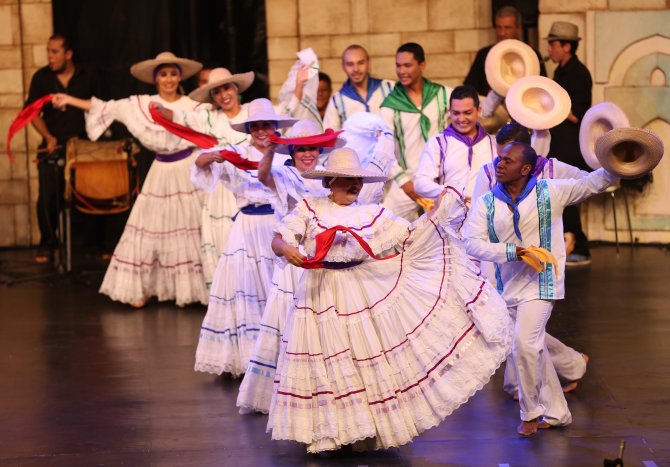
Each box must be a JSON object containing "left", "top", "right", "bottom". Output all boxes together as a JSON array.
[
  {"left": 463, "top": 141, "right": 617, "bottom": 435},
  {"left": 546, "top": 21, "right": 594, "bottom": 266},
  {"left": 322, "top": 45, "right": 395, "bottom": 130},
  {"left": 464, "top": 6, "right": 546, "bottom": 97},
  {"left": 380, "top": 42, "right": 451, "bottom": 220}
]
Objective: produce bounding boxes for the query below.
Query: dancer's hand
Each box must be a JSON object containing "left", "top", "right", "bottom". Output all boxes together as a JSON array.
[
  {"left": 51, "top": 93, "right": 71, "bottom": 109},
  {"left": 282, "top": 244, "right": 307, "bottom": 267},
  {"left": 149, "top": 101, "right": 173, "bottom": 120},
  {"left": 400, "top": 181, "right": 421, "bottom": 202},
  {"left": 195, "top": 151, "right": 223, "bottom": 169},
  {"left": 516, "top": 246, "right": 527, "bottom": 258}
]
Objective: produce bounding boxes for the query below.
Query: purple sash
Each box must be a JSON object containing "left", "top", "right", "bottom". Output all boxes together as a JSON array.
[{"left": 155, "top": 148, "right": 192, "bottom": 163}]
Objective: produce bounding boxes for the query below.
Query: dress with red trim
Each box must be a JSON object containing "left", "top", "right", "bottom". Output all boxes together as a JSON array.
[
  {"left": 95, "top": 95, "right": 210, "bottom": 306},
  {"left": 267, "top": 192, "right": 512, "bottom": 453}
]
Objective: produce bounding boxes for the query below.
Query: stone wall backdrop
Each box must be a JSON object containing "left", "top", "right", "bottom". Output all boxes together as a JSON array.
[
  {"left": 538, "top": 0, "right": 670, "bottom": 244},
  {"left": 265, "top": 0, "right": 496, "bottom": 99},
  {"left": 0, "top": 0, "right": 52, "bottom": 247}
]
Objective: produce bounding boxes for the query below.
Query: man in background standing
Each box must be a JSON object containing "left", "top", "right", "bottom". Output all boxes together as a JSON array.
[
  {"left": 25, "top": 34, "right": 98, "bottom": 263},
  {"left": 546, "top": 21, "right": 593, "bottom": 266}
]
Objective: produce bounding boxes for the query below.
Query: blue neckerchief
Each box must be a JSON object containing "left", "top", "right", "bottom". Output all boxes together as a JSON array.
[
  {"left": 491, "top": 176, "right": 537, "bottom": 241},
  {"left": 339, "top": 78, "right": 383, "bottom": 111}
]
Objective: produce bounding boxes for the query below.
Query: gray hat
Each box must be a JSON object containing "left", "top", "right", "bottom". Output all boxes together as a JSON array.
[{"left": 544, "top": 21, "right": 581, "bottom": 42}]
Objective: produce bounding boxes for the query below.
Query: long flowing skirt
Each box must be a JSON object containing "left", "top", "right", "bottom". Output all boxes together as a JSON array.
[
  {"left": 237, "top": 262, "right": 303, "bottom": 413},
  {"left": 267, "top": 217, "right": 512, "bottom": 452},
  {"left": 99, "top": 154, "right": 208, "bottom": 306},
  {"left": 200, "top": 183, "right": 238, "bottom": 289},
  {"left": 194, "top": 211, "right": 276, "bottom": 376}
]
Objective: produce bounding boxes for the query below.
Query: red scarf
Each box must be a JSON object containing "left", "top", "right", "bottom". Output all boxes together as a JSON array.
[
  {"left": 6, "top": 95, "right": 53, "bottom": 162},
  {"left": 301, "top": 225, "right": 398, "bottom": 269},
  {"left": 149, "top": 105, "right": 259, "bottom": 170},
  {"left": 269, "top": 128, "right": 343, "bottom": 147}
]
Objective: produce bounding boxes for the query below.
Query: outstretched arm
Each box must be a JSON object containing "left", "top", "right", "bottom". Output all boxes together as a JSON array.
[{"left": 51, "top": 93, "right": 91, "bottom": 111}]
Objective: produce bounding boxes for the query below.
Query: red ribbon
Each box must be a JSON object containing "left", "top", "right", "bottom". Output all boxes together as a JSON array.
[
  {"left": 6, "top": 94, "right": 53, "bottom": 162},
  {"left": 301, "top": 225, "right": 398, "bottom": 269},
  {"left": 269, "top": 128, "right": 343, "bottom": 147},
  {"left": 149, "top": 105, "right": 258, "bottom": 170}
]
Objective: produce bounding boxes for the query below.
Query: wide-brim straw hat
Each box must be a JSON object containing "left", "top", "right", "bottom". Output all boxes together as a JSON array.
[
  {"left": 506, "top": 76, "right": 571, "bottom": 130},
  {"left": 544, "top": 21, "right": 581, "bottom": 42},
  {"left": 275, "top": 120, "right": 345, "bottom": 155},
  {"left": 302, "top": 147, "right": 388, "bottom": 182},
  {"left": 130, "top": 52, "right": 202, "bottom": 84},
  {"left": 188, "top": 67, "right": 255, "bottom": 103},
  {"left": 595, "top": 127, "right": 664, "bottom": 179},
  {"left": 229, "top": 98, "right": 297, "bottom": 133},
  {"left": 485, "top": 39, "right": 541, "bottom": 97},
  {"left": 579, "top": 102, "right": 630, "bottom": 170}
]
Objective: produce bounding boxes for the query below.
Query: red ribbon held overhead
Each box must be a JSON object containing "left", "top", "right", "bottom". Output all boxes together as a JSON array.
[
  {"left": 301, "top": 225, "right": 398, "bottom": 269},
  {"left": 6, "top": 94, "right": 53, "bottom": 162},
  {"left": 149, "top": 105, "right": 258, "bottom": 170},
  {"left": 269, "top": 128, "right": 343, "bottom": 147}
]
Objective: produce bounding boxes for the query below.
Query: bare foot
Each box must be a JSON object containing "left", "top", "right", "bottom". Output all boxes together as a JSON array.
[
  {"left": 517, "top": 418, "right": 539, "bottom": 436},
  {"left": 537, "top": 419, "right": 552, "bottom": 429},
  {"left": 513, "top": 390, "right": 519, "bottom": 401},
  {"left": 564, "top": 232, "right": 576, "bottom": 256},
  {"left": 130, "top": 298, "right": 147, "bottom": 308},
  {"left": 563, "top": 354, "right": 589, "bottom": 393}
]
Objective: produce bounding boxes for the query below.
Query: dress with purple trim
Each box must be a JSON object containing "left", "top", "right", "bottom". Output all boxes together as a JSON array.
[{"left": 89, "top": 95, "right": 209, "bottom": 306}]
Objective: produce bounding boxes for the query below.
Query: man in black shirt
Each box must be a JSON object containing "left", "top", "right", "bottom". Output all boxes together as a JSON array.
[
  {"left": 25, "top": 34, "right": 98, "bottom": 262},
  {"left": 546, "top": 21, "right": 594, "bottom": 267},
  {"left": 464, "top": 6, "right": 546, "bottom": 97}
]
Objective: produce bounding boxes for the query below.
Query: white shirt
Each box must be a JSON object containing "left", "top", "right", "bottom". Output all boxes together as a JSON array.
[
  {"left": 379, "top": 84, "right": 452, "bottom": 187},
  {"left": 463, "top": 169, "right": 618, "bottom": 306},
  {"left": 471, "top": 157, "right": 589, "bottom": 205},
  {"left": 86, "top": 94, "right": 207, "bottom": 153},
  {"left": 323, "top": 78, "right": 395, "bottom": 130},
  {"left": 414, "top": 131, "right": 497, "bottom": 200}
]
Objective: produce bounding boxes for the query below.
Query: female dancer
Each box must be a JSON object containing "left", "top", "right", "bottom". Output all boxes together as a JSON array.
[
  {"left": 236, "top": 115, "right": 392, "bottom": 414},
  {"left": 171, "top": 67, "right": 254, "bottom": 288},
  {"left": 53, "top": 52, "right": 208, "bottom": 307},
  {"left": 191, "top": 98, "right": 297, "bottom": 376},
  {"left": 267, "top": 147, "right": 513, "bottom": 453}
]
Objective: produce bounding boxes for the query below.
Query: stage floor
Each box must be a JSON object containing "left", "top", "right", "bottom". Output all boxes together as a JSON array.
[{"left": 1, "top": 245, "right": 668, "bottom": 466}]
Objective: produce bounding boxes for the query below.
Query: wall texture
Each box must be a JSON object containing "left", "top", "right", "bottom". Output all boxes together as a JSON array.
[
  {"left": 0, "top": 0, "right": 51, "bottom": 247},
  {"left": 266, "top": 0, "right": 496, "bottom": 99}
]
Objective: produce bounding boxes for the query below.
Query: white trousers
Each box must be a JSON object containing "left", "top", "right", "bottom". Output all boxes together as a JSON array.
[
  {"left": 510, "top": 300, "right": 572, "bottom": 425},
  {"left": 503, "top": 332, "right": 587, "bottom": 394}
]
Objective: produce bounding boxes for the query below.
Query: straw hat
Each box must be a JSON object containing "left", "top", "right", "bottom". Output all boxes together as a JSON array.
[
  {"left": 579, "top": 102, "right": 630, "bottom": 170},
  {"left": 188, "top": 67, "right": 255, "bottom": 103},
  {"left": 505, "top": 76, "right": 571, "bottom": 130},
  {"left": 229, "top": 98, "right": 297, "bottom": 133},
  {"left": 485, "top": 39, "right": 541, "bottom": 97},
  {"left": 302, "top": 147, "right": 388, "bottom": 182},
  {"left": 275, "top": 120, "right": 345, "bottom": 155},
  {"left": 595, "top": 128, "right": 664, "bottom": 179},
  {"left": 130, "top": 52, "right": 202, "bottom": 84},
  {"left": 544, "top": 22, "right": 581, "bottom": 42}
]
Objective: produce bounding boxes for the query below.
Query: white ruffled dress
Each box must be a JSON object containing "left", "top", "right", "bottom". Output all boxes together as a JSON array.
[
  {"left": 236, "top": 166, "right": 329, "bottom": 413},
  {"left": 88, "top": 95, "right": 210, "bottom": 306},
  {"left": 172, "top": 106, "right": 250, "bottom": 288},
  {"left": 266, "top": 191, "right": 513, "bottom": 453},
  {"left": 237, "top": 130, "right": 397, "bottom": 414},
  {"left": 192, "top": 146, "right": 289, "bottom": 376}
]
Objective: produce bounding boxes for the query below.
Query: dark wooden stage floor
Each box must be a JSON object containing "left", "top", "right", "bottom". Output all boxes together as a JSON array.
[{"left": 1, "top": 245, "right": 668, "bottom": 467}]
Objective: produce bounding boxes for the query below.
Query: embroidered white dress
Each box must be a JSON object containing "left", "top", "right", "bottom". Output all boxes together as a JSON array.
[
  {"left": 89, "top": 94, "right": 210, "bottom": 306},
  {"left": 266, "top": 190, "right": 513, "bottom": 453},
  {"left": 192, "top": 145, "right": 289, "bottom": 376},
  {"left": 237, "top": 130, "right": 395, "bottom": 413},
  {"left": 172, "top": 105, "right": 251, "bottom": 288}
]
